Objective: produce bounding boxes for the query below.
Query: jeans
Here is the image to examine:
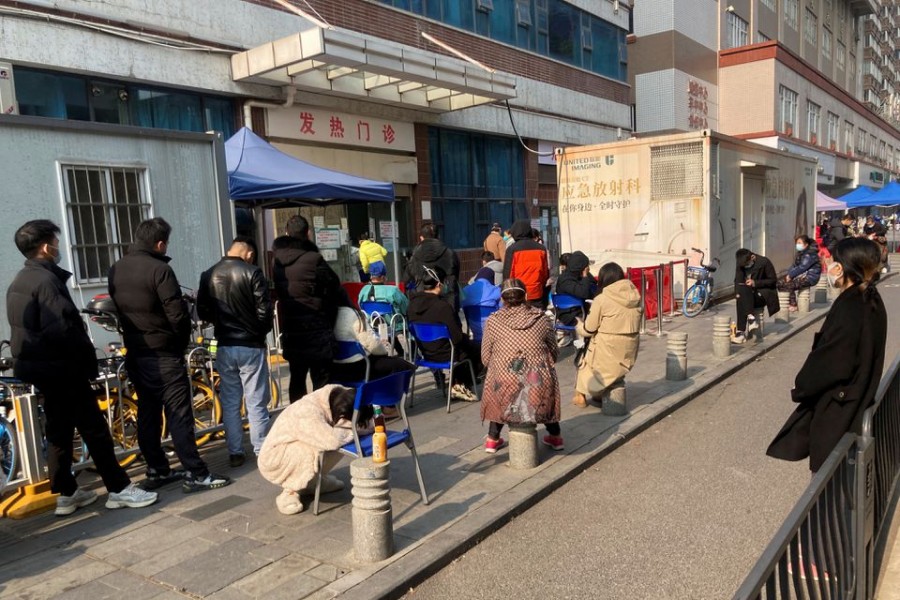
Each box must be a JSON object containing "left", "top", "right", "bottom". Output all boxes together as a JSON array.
[
  {"left": 216, "top": 346, "right": 271, "bottom": 456},
  {"left": 126, "top": 354, "right": 209, "bottom": 479}
]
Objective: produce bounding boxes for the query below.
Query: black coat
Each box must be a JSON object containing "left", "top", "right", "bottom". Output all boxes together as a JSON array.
[
  {"left": 272, "top": 240, "right": 341, "bottom": 361},
  {"left": 408, "top": 292, "right": 464, "bottom": 362},
  {"left": 108, "top": 246, "right": 192, "bottom": 357},
  {"left": 6, "top": 259, "right": 98, "bottom": 382},
  {"left": 404, "top": 238, "right": 461, "bottom": 309},
  {"left": 734, "top": 254, "right": 780, "bottom": 316},
  {"left": 767, "top": 285, "right": 887, "bottom": 471},
  {"left": 197, "top": 256, "right": 273, "bottom": 348}
]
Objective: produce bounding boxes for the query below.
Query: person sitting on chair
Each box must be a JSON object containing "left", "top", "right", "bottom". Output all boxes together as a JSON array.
[
  {"left": 470, "top": 251, "right": 503, "bottom": 286},
  {"left": 258, "top": 385, "right": 373, "bottom": 515},
  {"left": 732, "top": 248, "right": 780, "bottom": 344},
  {"left": 554, "top": 250, "right": 596, "bottom": 347},
  {"left": 408, "top": 265, "right": 482, "bottom": 402}
]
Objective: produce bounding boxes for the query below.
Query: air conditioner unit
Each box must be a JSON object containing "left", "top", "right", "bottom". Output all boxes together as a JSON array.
[
  {"left": 0, "top": 62, "right": 18, "bottom": 115},
  {"left": 476, "top": 0, "right": 493, "bottom": 12}
]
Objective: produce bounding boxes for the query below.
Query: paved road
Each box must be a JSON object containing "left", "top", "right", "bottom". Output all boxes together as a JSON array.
[{"left": 405, "top": 282, "right": 900, "bottom": 600}]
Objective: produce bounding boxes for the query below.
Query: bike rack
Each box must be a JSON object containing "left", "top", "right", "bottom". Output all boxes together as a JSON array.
[{"left": 0, "top": 393, "right": 56, "bottom": 519}]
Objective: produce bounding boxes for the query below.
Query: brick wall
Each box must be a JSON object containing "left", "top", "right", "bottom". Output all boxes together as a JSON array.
[{"left": 241, "top": 0, "right": 629, "bottom": 103}]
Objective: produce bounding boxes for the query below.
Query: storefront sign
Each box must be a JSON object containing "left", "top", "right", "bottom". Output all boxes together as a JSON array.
[
  {"left": 315, "top": 227, "right": 342, "bottom": 249},
  {"left": 379, "top": 220, "right": 395, "bottom": 239},
  {"left": 268, "top": 106, "right": 415, "bottom": 152}
]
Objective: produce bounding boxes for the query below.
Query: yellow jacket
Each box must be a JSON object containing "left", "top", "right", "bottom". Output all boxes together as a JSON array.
[{"left": 359, "top": 239, "right": 388, "bottom": 273}]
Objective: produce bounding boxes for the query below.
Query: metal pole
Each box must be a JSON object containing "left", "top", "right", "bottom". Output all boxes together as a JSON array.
[
  {"left": 668, "top": 261, "right": 677, "bottom": 317},
  {"left": 682, "top": 260, "right": 688, "bottom": 316},
  {"left": 655, "top": 266, "right": 664, "bottom": 336},
  {"left": 390, "top": 200, "right": 400, "bottom": 283},
  {"left": 639, "top": 270, "right": 647, "bottom": 334}
]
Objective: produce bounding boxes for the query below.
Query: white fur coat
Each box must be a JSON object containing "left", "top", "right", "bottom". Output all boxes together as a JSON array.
[{"left": 257, "top": 384, "right": 355, "bottom": 491}]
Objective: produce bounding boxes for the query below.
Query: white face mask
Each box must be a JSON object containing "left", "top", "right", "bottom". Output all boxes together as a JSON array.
[
  {"left": 795, "top": 243, "right": 805, "bottom": 252},
  {"left": 826, "top": 263, "right": 843, "bottom": 288}
]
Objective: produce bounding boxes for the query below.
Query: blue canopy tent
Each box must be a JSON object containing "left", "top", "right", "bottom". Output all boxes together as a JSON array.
[
  {"left": 847, "top": 181, "right": 900, "bottom": 208},
  {"left": 224, "top": 127, "right": 399, "bottom": 277},
  {"left": 837, "top": 186, "right": 875, "bottom": 207}
]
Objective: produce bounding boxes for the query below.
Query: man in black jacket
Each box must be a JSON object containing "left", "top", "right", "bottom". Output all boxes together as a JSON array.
[
  {"left": 732, "top": 248, "right": 780, "bottom": 344},
  {"left": 197, "top": 237, "right": 273, "bottom": 467},
  {"left": 6, "top": 220, "right": 157, "bottom": 514},
  {"left": 404, "top": 223, "right": 460, "bottom": 311},
  {"left": 275, "top": 215, "right": 342, "bottom": 402},
  {"left": 109, "top": 217, "right": 230, "bottom": 493},
  {"left": 554, "top": 251, "right": 596, "bottom": 346},
  {"left": 827, "top": 213, "right": 854, "bottom": 255}
]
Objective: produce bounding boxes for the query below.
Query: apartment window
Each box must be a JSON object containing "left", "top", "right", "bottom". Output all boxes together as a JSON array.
[
  {"left": 785, "top": 0, "right": 799, "bottom": 30},
  {"left": 807, "top": 102, "right": 821, "bottom": 144},
  {"left": 880, "top": 140, "right": 887, "bottom": 162},
  {"left": 837, "top": 42, "right": 846, "bottom": 70},
  {"left": 843, "top": 121, "right": 854, "bottom": 154},
  {"left": 779, "top": 86, "right": 799, "bottom": 135},
  {"left": 760, "top": 0, "right": 775, "bottom": 10},
  {"left": 871, "top": 134, "right": 878, "bottom": 157},
  {"left": 805, "top": 9, "right": 817, "bottom": 45},
  {"left": 757, "top": 31, "right": 771, "bottom": 43},
  {"left": 62, "top": 165, "right": 151, "bottom": 284},
  {"left": 726, "top": 12, "right": 749, "bottom": 49},
  {"left": 857, "top": 128, "right": 867, "bottom": 153},
  {"left": 822, "top": 28, "right": 832, "bottom": 59},
  {"left": 827, "top": 112, "right": 839, "bottom": 149}
]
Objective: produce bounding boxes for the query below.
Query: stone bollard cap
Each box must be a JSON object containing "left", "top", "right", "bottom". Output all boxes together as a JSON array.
[
  {"left": 351, "top": 457, "right": 391, "bottom": 478},
  {"left": 668, "top": 331, "right": 688, "bottom": 340}
]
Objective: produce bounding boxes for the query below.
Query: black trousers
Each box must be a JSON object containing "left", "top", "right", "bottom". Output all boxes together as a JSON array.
[
  {"left": 735, "top": 284, "right": 768, "bottom": 332},
  {"left": 126, "top": 354, "right": 208, "bottom": 478},
  {"left": 328, "top": 356, "right": 415, "bottom": 384},
  {"left": 489, "top": 421, "right": 561, "bottom": 439},
  {"left": 37, "top": 377, "right": 130, "bottom": 496},
  {"left": 283, "top": 352, "right": 331, "bottom": 403}
]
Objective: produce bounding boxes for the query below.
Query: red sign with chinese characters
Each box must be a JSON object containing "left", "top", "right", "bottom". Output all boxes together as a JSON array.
[
  {"left": 687, "top": 80, "right": 709, "bottom": 130},
  {"left": 268, "top": 106, "right": 415, "bottom": 152}
]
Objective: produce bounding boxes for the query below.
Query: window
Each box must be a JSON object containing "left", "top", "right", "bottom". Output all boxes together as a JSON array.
[
  {"left": 805, "top": 9, "right": 817, "bottom": 46},
  {"left": 726, "top": 12, "right": 749, "bottom": 49},
  {"left": 843, "top": 120, "right": 854, "bottom": 154},
  {"left": 807, "top": 101, "right": 820, "bottom": 144},
  {"left": 760, "top": 0, "right": 775, "bottom": 10},
  {"left": 857, "top": 128, "right": 867, "bottom": 154},
  {"left": 62, "top": 165, "right": 151, "bottom": 284},
  {"left": 779, "top": 86, "right": 798, "bottom": 135},
  {"left": 837, "top": 42, "right": 846, "bottom": 70},
  {"left": 823, "top": 28, "right": 832, "bottom": 59},
  {"left": 879, "top": 139, "right": 887, "bottom": 162},
  {"left": 826, "top": 112, "right": 839, "bottom": 149},
  {"left": 757, "top": 31, "right": 771, "bottom": 43},
  {"left": 785, "top": 0, "right": 798, "bottom": 30}
]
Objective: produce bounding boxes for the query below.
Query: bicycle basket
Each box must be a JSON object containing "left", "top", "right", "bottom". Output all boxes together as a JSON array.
[{"left": 686, "top": 266, "right": 709, "bottom": 280}]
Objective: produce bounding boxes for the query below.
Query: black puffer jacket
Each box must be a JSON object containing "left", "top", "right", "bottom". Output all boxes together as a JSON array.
[
  {"left": 108, "top": 245, "right": 191, "bottom": 357},
  {"left": 197, "top": 256, "right": 273, "bottom": 348},
  {"left": 407, "top": 292, "right": 465, "bottom": 362},
  {"left": 6, "top": 259, "right": 98, "bottom": 382},
  {"left": 404, "top": 238, "right": 460, "bottom": 306},
  {"left": 273, "top": 239, "right": 341, "bottom": 360}
]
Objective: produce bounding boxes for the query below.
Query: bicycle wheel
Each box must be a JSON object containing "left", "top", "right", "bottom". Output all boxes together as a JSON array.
[
  {"left": 191, "top": 380, "right": 220, "bottom": 446},
  {"left": 682, "top": 282, "right": 709, "bottom": 317},
  {"left": 109, "top": 393, "right": 140, "bottom": 468},
  {"left": 0, "top": 417, "right": 17, "bottom": 495}
]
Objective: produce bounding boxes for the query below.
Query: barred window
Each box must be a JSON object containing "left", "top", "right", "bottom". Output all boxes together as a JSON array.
[{"left": 61, "top": 165, "right": 151, "bottom": 284}]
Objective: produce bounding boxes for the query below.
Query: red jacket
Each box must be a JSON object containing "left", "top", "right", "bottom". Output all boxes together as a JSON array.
[{"left": 503, "top": 221, "right": 549, "bottom": 301}]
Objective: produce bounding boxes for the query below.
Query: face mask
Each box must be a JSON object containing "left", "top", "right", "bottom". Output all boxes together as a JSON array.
[
  {"left": 745, "top": 260, "right": 755, "bottom": 270},
  {"left": 48, "top": 244, "right": 62, "bottom": 265},
  {"left": 826, "top": 264, "right": 843, "bottom": 288},
  {"left": 795, "top": 243, "right": 805, "bottom": 252}
]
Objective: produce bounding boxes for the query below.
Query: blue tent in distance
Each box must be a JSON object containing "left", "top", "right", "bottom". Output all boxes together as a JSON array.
[
  {"left": 225, "top": 127, "right": 394, "bottom": 206},
  {"left": 848, "top": 181, "right": 900, "bottom": 207},
  {"left": 838, "top": 186, "right": 874, "bottom": 207}
]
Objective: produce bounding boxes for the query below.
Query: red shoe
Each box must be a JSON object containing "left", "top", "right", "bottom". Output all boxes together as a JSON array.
[
  {"left": 484, "top": 437, "right": 506, "bottom": 454},
  {"left": 542, "top": 435, "right": 565, "bottom": 451}
]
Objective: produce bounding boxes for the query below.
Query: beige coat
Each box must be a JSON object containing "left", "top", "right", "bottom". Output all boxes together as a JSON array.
[
  {"left": 575, "top": 279, "right": 642, "bottom": 397},
  {"left": 257, "top": 384, "right": 354, "bottom": 491},
  {"left": 483, "top": 231, "right": 506, "bottom": 262}
]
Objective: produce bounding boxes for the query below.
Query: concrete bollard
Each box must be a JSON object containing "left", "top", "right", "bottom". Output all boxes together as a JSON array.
[
  {"left": 508, "top": 423, "right": 539, "bottom": 469},
  {"left": 665, "top": 332, "right": 688, "bottom": 381},
  {"left": 776, "top": 291, "right": 791, "bottom": 324},
  {"left": 351, "top": 458, "right": 393, "bottom": 563},
  {"left": 752, "top": 310, "right": 765, "bottom": 343},
  {"left": 713, "top": 316, "right": 731, "bottom": 358},
  {"left": 797, "top": 288, "right": 810, "bottom": 313},
  {"left": 814, "top": 278, "right": 828, "bottom": 304},
  {"left": 602, "top": 380, "right": 628, "bottom": 416}
]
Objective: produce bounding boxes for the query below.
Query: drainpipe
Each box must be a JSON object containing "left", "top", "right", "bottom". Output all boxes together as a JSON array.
[{"left": 242, "top": 85, "right": 297, "bottom": 130}]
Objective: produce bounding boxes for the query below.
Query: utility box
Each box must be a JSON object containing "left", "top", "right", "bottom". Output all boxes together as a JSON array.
[{"left": 556, "top": 129, "right": 817, "bottom": 298}]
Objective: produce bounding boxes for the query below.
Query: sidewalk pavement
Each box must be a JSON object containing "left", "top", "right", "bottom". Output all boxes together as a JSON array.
[{"left": 0, "top": 298, "right": 832, "bottom": 600}]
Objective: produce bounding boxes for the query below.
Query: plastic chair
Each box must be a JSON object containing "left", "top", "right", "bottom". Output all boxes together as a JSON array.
[
  {"left": 462, "top": 304, "right": 497, "bottom": 342},
  {"left": 407, "top": 322, "right": 478, "bottom": 413},
  {"left": 550, "top": 293, "right": 586, "bottom": 334},
  {"left": 329, "top": 340, "right": 371, "bottom": 387},
  {"left": 312, "top": 371, "right": 428, "bottom": 515},
  {"left": 359, "top": 300, "right": 408, "bottom": 359}
]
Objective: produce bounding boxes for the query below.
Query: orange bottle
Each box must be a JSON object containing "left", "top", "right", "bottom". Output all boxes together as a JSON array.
[{"left": 372, "top": 405, "right": 387, "bottom": 463}]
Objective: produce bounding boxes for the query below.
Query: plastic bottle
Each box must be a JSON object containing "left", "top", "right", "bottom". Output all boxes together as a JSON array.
[
  {"left": 209, "top": 338, "right": 218, "bottom": 357},
  {"left": 372, "top": 405, "right": 387, "bottom": 463}
]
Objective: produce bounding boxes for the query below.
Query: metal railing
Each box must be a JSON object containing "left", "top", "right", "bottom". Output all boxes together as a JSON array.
[{"left": 735, "top": 354, "right": 900, "bottom": 599}]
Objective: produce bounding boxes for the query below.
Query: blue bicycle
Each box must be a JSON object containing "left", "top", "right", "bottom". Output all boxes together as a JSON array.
[
  {"left": 683, "top": 248, "right": 720, "bottom": 318},
  {"left": 0, "top": 346, "right": 18, "bottom": 496}
]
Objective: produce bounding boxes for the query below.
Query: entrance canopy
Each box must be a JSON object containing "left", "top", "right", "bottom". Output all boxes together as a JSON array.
[
  {"left": 816, "top": 190, "right": 846, "bottom": 211},
  {"left": 838, "top": 186, "right": 875, "bottom": 207},
  {"left": 225, "top": 127, "right": 395, "bottom": 205},
  {"left": 843, "top": 182, "right": 900, "bottom": 208}
]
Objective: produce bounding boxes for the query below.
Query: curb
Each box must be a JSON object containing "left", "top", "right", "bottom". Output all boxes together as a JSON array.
[{"left": 337, "top": 303, "right": 835, "bottom": 599}]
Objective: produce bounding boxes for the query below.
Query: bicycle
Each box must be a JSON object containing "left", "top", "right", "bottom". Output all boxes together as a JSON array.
[
  {"left": 0, "top": 351, "right": 19, "bottom": 497},
  {"left": 683, "top": 248, "right": 720, "bottom": 318}
]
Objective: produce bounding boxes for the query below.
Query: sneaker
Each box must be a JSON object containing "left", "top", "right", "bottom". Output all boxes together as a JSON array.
[
  {"left": 882, "top": 267, "right": 889, "bottom": 274},
  {"left": 451, "top": 384, "right": 478, "bottom": 402},
  {"left": 142, "top": 468, "right": 187, "bottom": 490},
  {"left": 106, "top": 483, "right": 158, "bottom": 510},
  {"left": 276, "top": 489, "right": 304, "bottom": 515},
  {"left": 572, "top": 338, "right": 585, "bottom": 350},
  {"left": 730, "top": 333, "right": 746, "bottom": 344},
  {"left": 746, "top": 317, "right": 759, "bottom": 333},
  {"left": 542, "top": 435, "right": 565, "bottom": 451},
  {"left": 229, "top": 454, "right": 245, "bottom": 468},
  {"left": 182, "top": 472, "right": 232, "bottom": 494},
  {"left": 55, "top": 488, "right": 98, "bottom": 516},
  {"left": 484, "top": 437, "right": 506, "bottom": 454},
  {"left": 557, "top": 333, "right": 573, "bottom": 348},
  {"left": 572, "top": 392, "right": 588, "bottom": 408},
  {"left": 788, "top": 305, "right": 798, "bottom": 312}
]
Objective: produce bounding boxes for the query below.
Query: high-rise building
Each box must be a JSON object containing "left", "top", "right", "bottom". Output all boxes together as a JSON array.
[{"left": 861, "top": 2, "right": 900, "bottom": 127}]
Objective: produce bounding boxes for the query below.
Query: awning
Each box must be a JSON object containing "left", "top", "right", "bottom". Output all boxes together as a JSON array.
[
  {"left": 838, "top": 186, "right": 875, "bottom": 205},
  {"left": 848, "top": 181, "right": 900, "bottom": 208},
  {"left": 231, "top": 26, "right": 517, "bottom": 113},
  {"left": 816, "top": 191, "right": 846, "bottom": 211}
]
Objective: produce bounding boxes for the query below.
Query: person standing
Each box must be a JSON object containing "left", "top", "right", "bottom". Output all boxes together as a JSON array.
[
  {"left": 483, "top": 223, "right": 506, "bottom": 262},
  {"left": 274, "top": 215, "right": 343, "bottom": 402},
  {"left": 503, "top": 219, "right": 550, "bottom": 309},
  {"left": 767, "top": 237, "right": 886, "bottom": 472},
  {"left": 827, "top": 213, "right": 854, "bottom": 255},
  {"left": 404, "top": 223, "right": 461, "bottom": 311},
  {"left": 731, "top": 248, "right": 780, "bottom": 344},
  {"left": 109, "top": 217, "right": 230, "bottom": 493},
  {"left": 6, "top": 220, "right": 158, "bottom": 514},
  {"left": 358, "top": 232, "right": 388, "bottom": 281},
  {"left": 480, "top": 279, "right": 562, "bottom": 453},
  {"left": 197, "top": 237, "right": 273, "bottom": 468}
]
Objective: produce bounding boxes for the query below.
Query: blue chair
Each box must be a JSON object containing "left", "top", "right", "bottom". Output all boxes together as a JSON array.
[
  {"left": 360, "top": 300, "right": 408, "bottom": 360},
  {"left": 550, "top": 293, "right": 586, "bottom": 335},
  {"left": 313, "top": 371, "right": 428, "bottom": 515},
  {"left": 407, "top": 322, "right": 478, "bottom": 413},
  {"left": 462, "top": 304, "right": 497, "bottom": 342},
  {"left": 329, "top": 340, "right": 371, "bottom": 387}
]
